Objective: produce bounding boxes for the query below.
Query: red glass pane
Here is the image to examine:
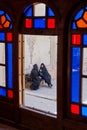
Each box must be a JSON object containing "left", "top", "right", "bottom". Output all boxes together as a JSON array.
[
  {"left": 6, "top": 32, "right": 12, "bottom": 41},
  {"left": 47, "top": 18, "right": 55, "bottom": 28},
  {"left": 7, "top": 90, "right": 13, "bottom": 98},
  {"left": 71, "top": 104, "right": 80, "bottom": 114},
  {"left": 25, "top": 19, "right": 32, "bottom": 28},
  {"left": 72, "top": 34, "right": 81, "bottom": 45},
  {"left": 0, "top": 25, "right": 2, "bottom": 28}
]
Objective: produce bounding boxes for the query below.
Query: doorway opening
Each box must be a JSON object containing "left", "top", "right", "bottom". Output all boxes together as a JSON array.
[{"left": 19, "top": 34, "right": 58, "bottom": 116}]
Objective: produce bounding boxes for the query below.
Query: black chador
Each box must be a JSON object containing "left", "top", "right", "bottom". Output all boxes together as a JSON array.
[
  {"left": 39, "top": 63, "right": 52, "bottom": 87},
  {"left": 30, "top": 64, "right": 41, "bottom": 90}
]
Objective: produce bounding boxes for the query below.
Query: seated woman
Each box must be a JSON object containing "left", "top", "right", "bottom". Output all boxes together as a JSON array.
[
  {"left": 30, "top": 64, "right": 41, "bottom": 90},
  {"left": 39, "top": 63, "right": 52, "bottom": 88}
]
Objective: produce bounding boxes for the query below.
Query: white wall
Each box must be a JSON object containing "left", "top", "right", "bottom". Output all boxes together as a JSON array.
[{"left": 24, "top": 35, "right": 58, "bottom": 80}]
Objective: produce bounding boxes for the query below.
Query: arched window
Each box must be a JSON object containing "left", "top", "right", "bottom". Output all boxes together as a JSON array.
[
  {"left": 69, "top": 5, "right": 87, "bottom": 117},
  {"left": 19, "top": 3, "right": 57, "bottom": 116},
  {"left": 0, "top": 10, "right": 13, "bottom": 99},
  {"left": 23, "top": 3, "right": 55, "bottom": 29}
]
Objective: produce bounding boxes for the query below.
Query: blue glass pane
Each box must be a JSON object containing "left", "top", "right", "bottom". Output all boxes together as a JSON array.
[
  {"left": 34, "top": 18, "right": 45, "bottom": 28},
  {"left": 10, "top": 24, "right": 12, "bottom": 29},
  {"left": 24, "top": 7, "right": 32, "bottom": 17},
  {"left": 7, "top": 43, "right": 13, "bottom": 89},
  {"left": 71, "top": 48, "right": 80, "bottom": 103},
  {"left": 72, "top": 22, "right": 77, "bottom": 29},
  {"left": 82, "top": 106, "right": 87, "bottom": 116},
  {"left": 74, "top": 9, "right": 84, "bottom": 20},
  {"left": 6, "top": 13, "right": 11, "bottom": 21},
  {"left": 0, "top": 32, "right": 5, "bottom": 41},
  {"left": 0, "top": 88, "right": 6, "bottom": 97},
  {"left": 85, "top": 6, "right": 87, "bottom": 10},
  {"left": 47, "top": 7, "right": 55, "bottom": 16},
  {"left": 83, "top": 34, "right": 87, "bottom": 45},
  {"left": 24, "top": 5, "right": 31, "bottom": 13},
  {"left": 0, "top": 10, "right": 4, "bottom": 15}
]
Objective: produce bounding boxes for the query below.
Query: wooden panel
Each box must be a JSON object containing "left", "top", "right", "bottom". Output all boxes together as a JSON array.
[
  {"left": 0, "top": 101, "right": 14, "bottom": 121},
  {"left": 19, "top": 108, "right": 57, "bottom": 130}
]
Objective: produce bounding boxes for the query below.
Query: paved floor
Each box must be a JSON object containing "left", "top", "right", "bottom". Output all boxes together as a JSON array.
[
  {"left": 24, "top": 80, "right": 57, "bottom": 115},
  {"left": 0, "top": 82, "right": 57, "bottom": 129}
]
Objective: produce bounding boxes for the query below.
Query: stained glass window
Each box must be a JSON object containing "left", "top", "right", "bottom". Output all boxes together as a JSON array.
[
  {"left": 0, "top": 10, "right": 13, "bottom": 98},
  {"left": 0, "top": 10, "right": 12, "bottom": 29},
  {"left": 70, "top": 5, "right": 87, "bottom": 117},
  {"left": 72, "top": 6, "right": 87, "bottom": 29},
  {"left": 23, "top": 3, "right": 55, "bottom": 29}
]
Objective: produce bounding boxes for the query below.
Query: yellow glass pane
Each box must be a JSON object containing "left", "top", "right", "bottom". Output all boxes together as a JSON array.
[
  {"left": 4, "top": 21, "right": 10, "bottom": 28},
  {"left": 1, "top": 15, "right": 6, "bottom": 24},
  {"left": 83, "top": 11, "right": 87, "bottom": 22},
  {"left": 76, "top": 19, "right": 87, "bottom": 28}
]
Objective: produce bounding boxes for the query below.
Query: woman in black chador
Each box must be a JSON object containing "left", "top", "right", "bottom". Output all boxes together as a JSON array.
[
  {"left": 39, "top": 63, "right": 52, "bottom": 87},
  {"left": 30, "top": 64, "right": 41, "bottom": 90}
]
